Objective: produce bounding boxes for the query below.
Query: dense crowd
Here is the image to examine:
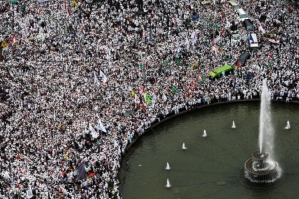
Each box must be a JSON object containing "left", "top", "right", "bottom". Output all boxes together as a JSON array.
[{"left": 0, "top": 0, "right": 299, "bottom": 198}]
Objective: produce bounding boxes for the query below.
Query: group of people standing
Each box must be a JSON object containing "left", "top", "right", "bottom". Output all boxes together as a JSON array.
[{"left": 0, "top": 0, "right": 299, "bottom": 198}]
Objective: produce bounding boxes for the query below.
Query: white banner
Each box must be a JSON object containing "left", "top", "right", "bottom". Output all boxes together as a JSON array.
[{"left": 37, "top": 0, "right": 49, "bottom": 3}]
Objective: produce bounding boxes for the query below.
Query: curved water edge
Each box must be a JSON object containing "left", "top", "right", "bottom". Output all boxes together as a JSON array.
[
  {"left": 117, "top": 98, "right": 299, "bottom": 182},
  {"left": 123, "top": 99, "right": 298, "bottom": 152}
]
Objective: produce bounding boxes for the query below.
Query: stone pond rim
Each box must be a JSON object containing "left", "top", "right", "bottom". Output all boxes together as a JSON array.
[{"left": 122, "top": 99, "right": 299, "bottom": 153}]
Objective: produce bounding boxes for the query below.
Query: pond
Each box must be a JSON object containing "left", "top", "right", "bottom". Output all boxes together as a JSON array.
[{"left": 119, "top": 102, "right": 299, "bottom": 199}]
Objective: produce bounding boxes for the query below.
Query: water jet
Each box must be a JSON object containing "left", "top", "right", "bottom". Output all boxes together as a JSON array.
[{"left": 243, "top": 80, "right": 282, "bottom": 185}]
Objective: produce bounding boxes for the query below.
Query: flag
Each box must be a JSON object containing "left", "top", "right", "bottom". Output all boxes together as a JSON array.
[
  {"left": 97, "top": 119, "right": 107, "bottom": 133},
  {"left": 141, "top": 87, "right": 145, "bottom": 94},
  {"left": 77, "top": 162, "right": 87, "bottom": 180},
  {"left": 72, "top": 0, "right": 78, "bottom": 9},
  {"left": 144, "top": 93, "right": 151, "bottom": 105},
  {"left": 191, "top": 64, "right": 194, "bottom": 73},
  {"left": 211, "top": 46, "right": 217, "bottom": 55},
  {"left": 163, "top": 60, "right": 168, "bottom": 67},
  {"left": 131, "top": 90, "right": 135, "bottom": 97},
  {"left": 94, "top": 72, "right": 100, "bottom": 87},
  {"left": 191, "top": 31, "right": 197, "bottom": 45},
  {"left": 247, "top": 72, "right": 252, "bottom": 80},
  {"left": 3, "top": 171, "right": 10, "bottom": 180},
  {"left": 258, "top": 23, "right": 265, "bottom": 34},
  {"left": 201, "top": 75, "right": 205, "bottom": 84},
  {"left": 175, "top": 58, "right": 181, "bottom": 66},
  {"left": 89, "top": 124, "right": 99, "bottom": 138},
  {"left": 237, "top": 60, "right": 241, "bottom": 69},
  {"left": 67, "top": 8, "right": 71, "bottom": 15},
  {"left": 185, "top": 36, "right": 190, "bottom": 50},
  {"left": 221, "top": 29, "right": 225, "bottom": 35},
  {"left": 268, "top": 62, "right": 272, "bottom": 67},
  {"left": 249, "top": 33, "right": 254, "bottom": 43},
  {"left": 172, "top": 86, "right": 177, "bottom": 93},
  {"left": 26, "top": 186, "right": 33, "bottom": 198},
  {"left": 64, "top": 154, "right": 69, "bottom": 160},
  {"left": 100, "top": 70, "right": 108, "bottom": 83},
  {"left": 162, "top": 93, "right": 167, "bottom": 101},
  {"left": 10, "top": 35, "right": 15, "bottom": 44},
  {"left": 198, "top": 74, "right": 202, "bottom": 82},
  {"left": 139, "top": 63, "right": 145, "bottom": 69}
]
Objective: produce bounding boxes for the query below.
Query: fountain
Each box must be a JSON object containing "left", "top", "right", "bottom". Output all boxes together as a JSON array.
[
  {"left": 232, "top": 121, "right": 236, "bottom": 129},
  {"left": 182, "top": 143, "right": 187, "bottom": 150},
  {"left": 243, "top": 80, "right": 282, "bottom": 186},
  {"left": 166, "top": 179, "right": 171, "bottom": 188},
  {"left": 165, "top": 162, "right": 171, "bottom": 170},
  {"left": 202, "top": 130, "right": 207, "bottom": 137},
  {"left": 120, "top": 98, "right": 299, "bottom": 198},
  {"left": 285, "top": 121, "right": 290, "bottom": 129}
]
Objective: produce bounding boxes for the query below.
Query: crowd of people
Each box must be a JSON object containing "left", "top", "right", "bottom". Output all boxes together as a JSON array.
[{"left": 0, "top": 0, "right": 299, "bottom": 198}]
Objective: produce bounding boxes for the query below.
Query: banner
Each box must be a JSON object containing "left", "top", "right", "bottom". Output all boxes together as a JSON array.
[{"left": 37, "top": 0, "right": 49, "bottom": 3}]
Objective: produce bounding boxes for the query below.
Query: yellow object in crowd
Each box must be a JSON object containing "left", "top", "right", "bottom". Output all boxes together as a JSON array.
[
  {"left": 72, "top": 0, "right": 78, "bottom": 9},
  {"left": 1, "top": 42, "right": 8, "bottom": 48}
]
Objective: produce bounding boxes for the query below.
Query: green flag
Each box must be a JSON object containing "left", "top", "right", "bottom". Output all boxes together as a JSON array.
[
  {"left": 144, "top": 93, "right": 151, "bottom": 105},
  {"left": 175, "top": 58, "right": 181, "bottom": 66},
  {"left": 163, "top": 60, "right": 168, "bottom": 67},
  {"left": 172, "top": 86, "right": 177, "bottom": 93},
  {"left": 139, "top": 63, "right": 145, "bottom": 69},
  {"left": 201, "top": 75, "right": 205, "bottom": 84},
  {"left": 268, "top": 62, "right": 272, "bottom": 67}
]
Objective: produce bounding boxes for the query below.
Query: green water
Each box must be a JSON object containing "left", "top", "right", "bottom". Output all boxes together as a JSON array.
[{"left": 119, "top": 102, "right": 299, "bottom": 199}]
